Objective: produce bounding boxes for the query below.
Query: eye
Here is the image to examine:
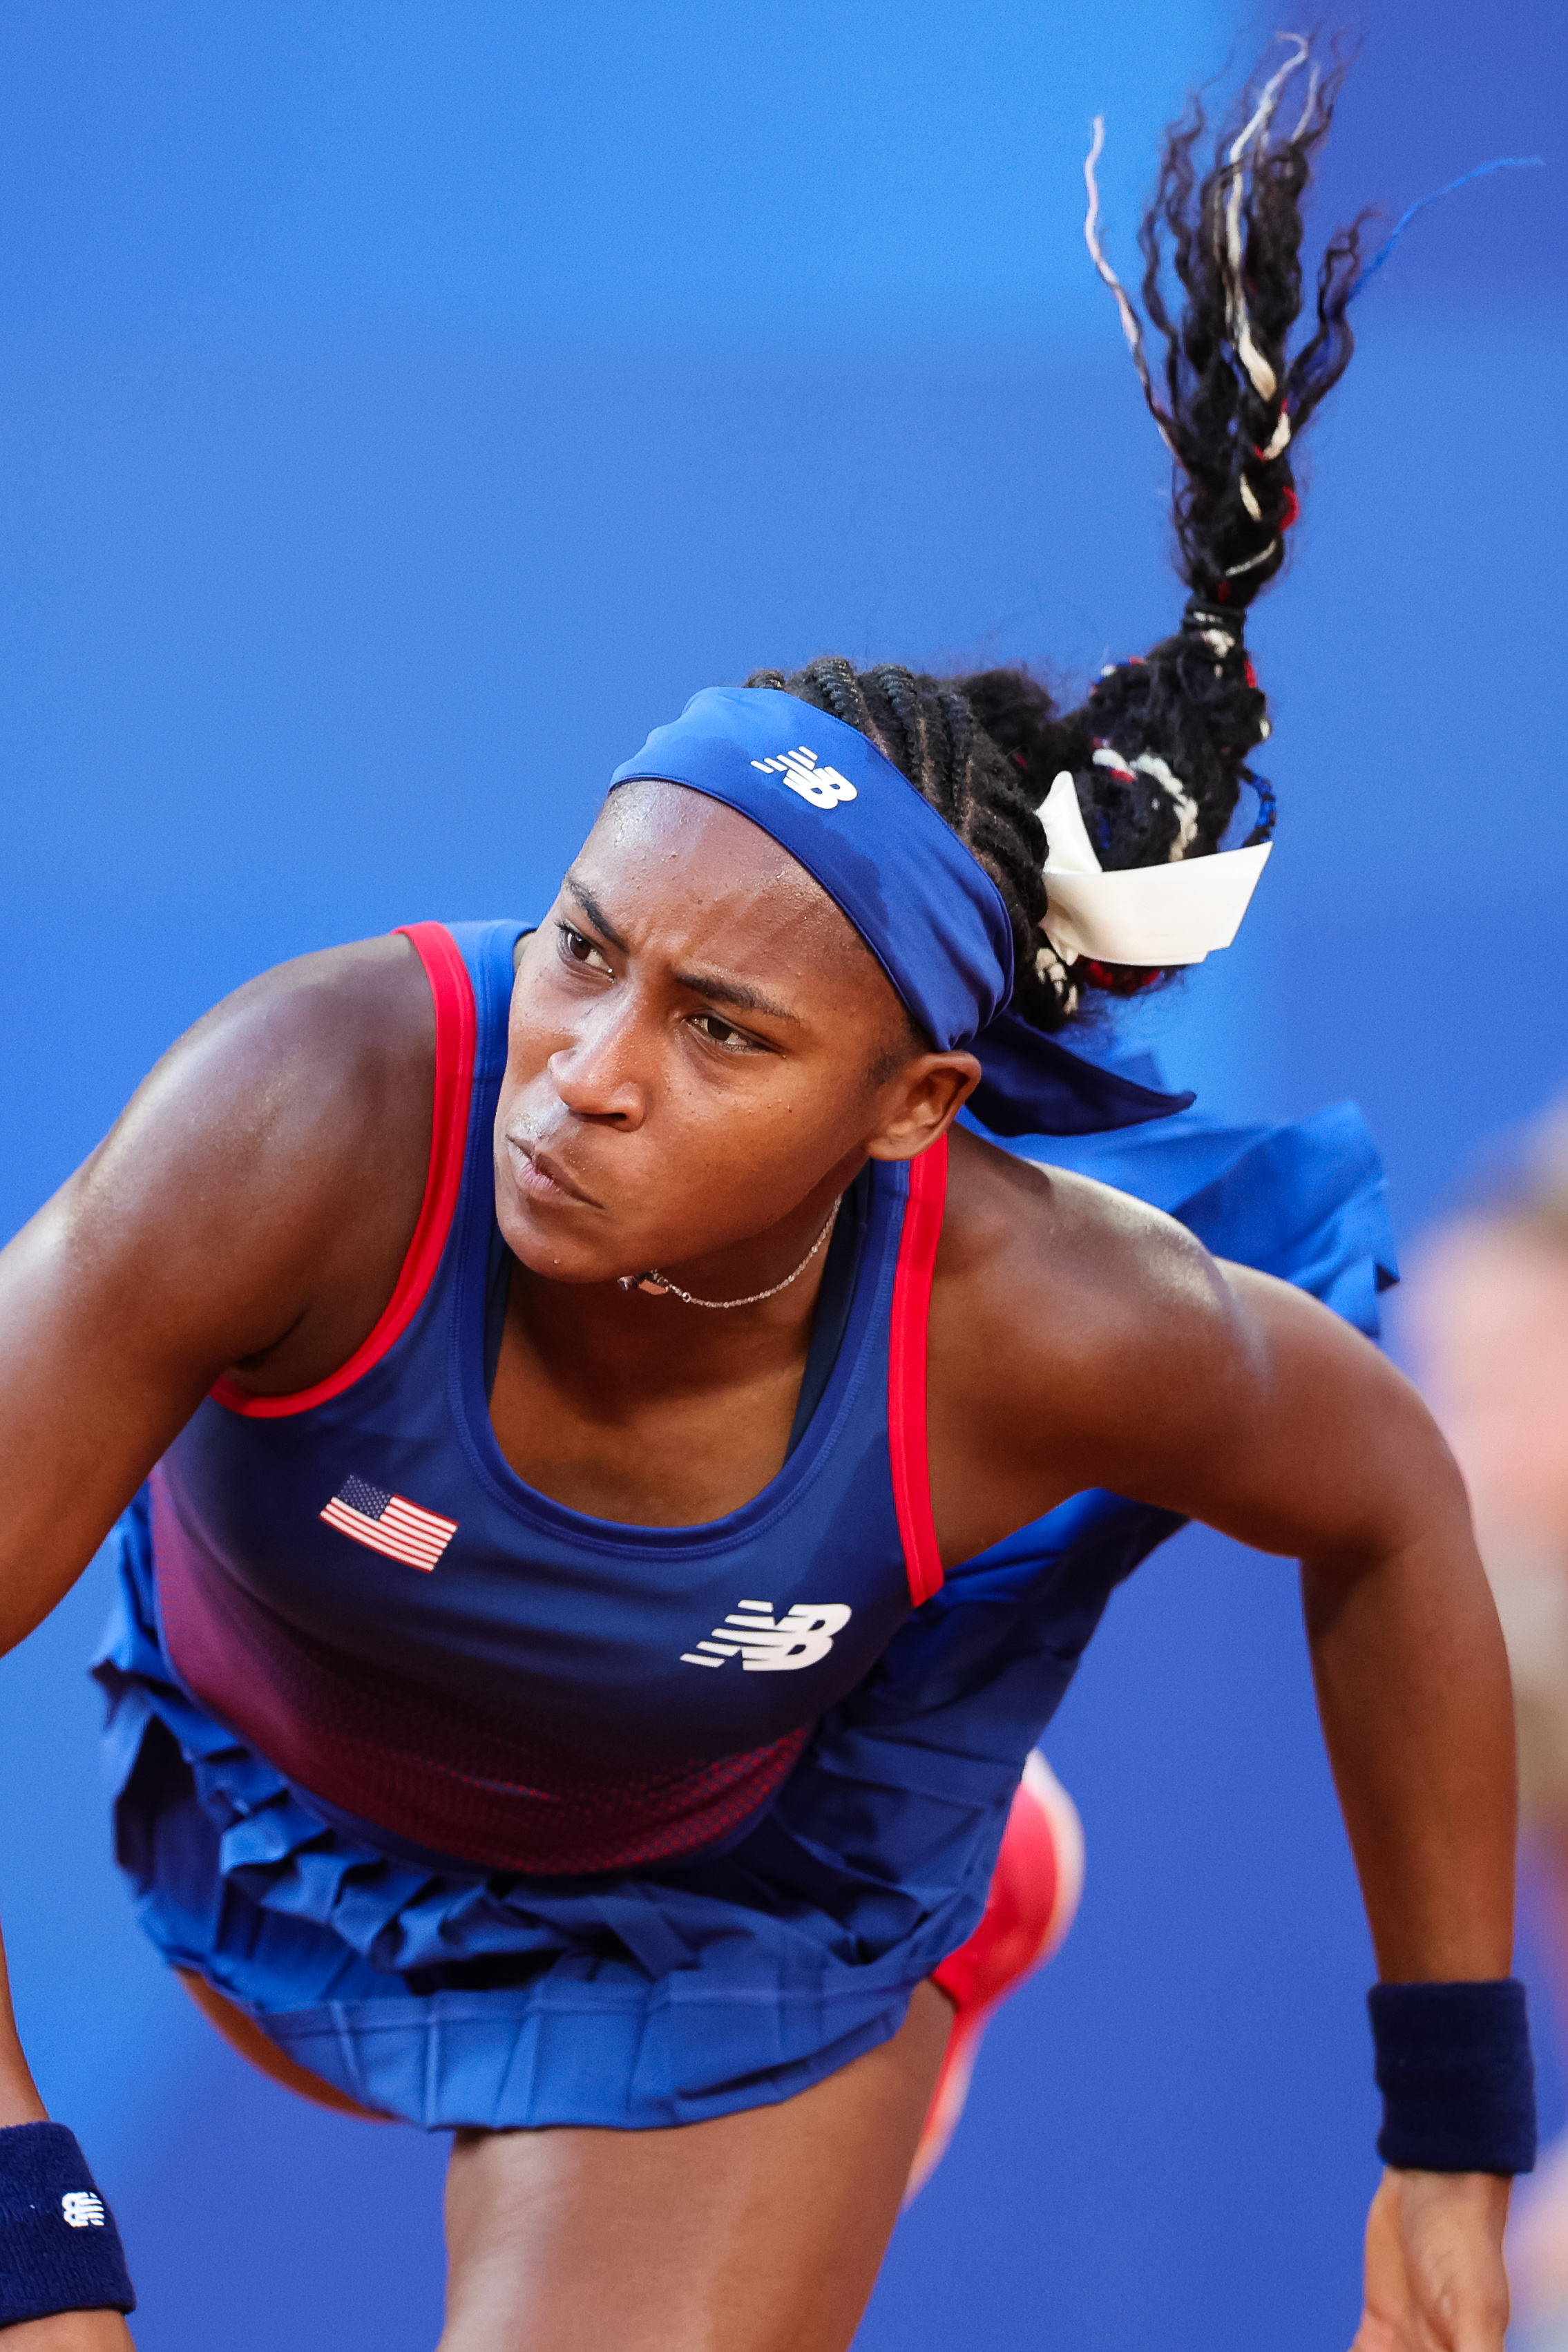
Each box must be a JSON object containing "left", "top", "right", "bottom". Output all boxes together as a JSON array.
[
  {"left": 557, "top": 921, "right": 613, "bottom": 976},
  {"left": 691, "top": 1011, "right": 760, "bottom": 1054}
]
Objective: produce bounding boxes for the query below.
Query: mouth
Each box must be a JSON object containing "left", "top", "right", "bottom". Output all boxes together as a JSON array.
[{"left": 504, "top": 1133, "right": 599, "bottom": 1210}]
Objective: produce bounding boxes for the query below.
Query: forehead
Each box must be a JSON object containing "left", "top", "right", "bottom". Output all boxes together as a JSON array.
[{"left": 576, "top": 778, "right": 879, "bottom": 977}]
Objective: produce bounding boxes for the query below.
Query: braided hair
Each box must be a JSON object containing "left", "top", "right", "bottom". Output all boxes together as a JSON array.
[{"left": 748, "top": 43, "right": 1364, "bottom": 1033}]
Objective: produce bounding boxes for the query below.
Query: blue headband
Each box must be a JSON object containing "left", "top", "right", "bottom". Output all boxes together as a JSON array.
[{"left": 609, "top": 685, "right": 1192, "bottom": 1138}]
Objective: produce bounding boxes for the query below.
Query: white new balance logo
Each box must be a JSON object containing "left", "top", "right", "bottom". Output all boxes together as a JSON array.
[
  {"left": 61, "top": 2192, "right": 106, "bottom": 2228},
  {"left": 750, "top": 746, "right": 858, "bottom": 810},
  {"left": 681, "top": 1600, "right": 852, "bottom": 1672}
]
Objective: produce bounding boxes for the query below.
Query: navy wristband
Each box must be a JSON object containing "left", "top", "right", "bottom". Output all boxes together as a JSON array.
[
  {"left": 1370, "top": 1978, "right": 1537, "bottom": 2175},
  {"left": 0, "top": 2121, "right": 136, "bottom": 2326}
]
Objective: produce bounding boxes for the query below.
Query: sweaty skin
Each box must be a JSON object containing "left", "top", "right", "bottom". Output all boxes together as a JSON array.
[{"left": 0, "top": 781, "right": 1517, "bottom": 2350}]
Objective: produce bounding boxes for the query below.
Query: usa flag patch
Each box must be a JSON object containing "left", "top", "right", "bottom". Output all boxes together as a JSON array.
[{"left": 319, "top": 1475, "right": 458, "bottom": 1572}]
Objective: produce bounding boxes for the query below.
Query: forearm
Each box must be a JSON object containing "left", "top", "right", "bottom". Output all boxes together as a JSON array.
[
  {"left": 1303, "top": 1507, "right": 1523, "bottom": 2347},
  {"left": 1302, "top": 1517, "right": 1516, "bottom": 1982},
  {"left": 0, "top": 1924, "right": 49, "bottom": 2128}
]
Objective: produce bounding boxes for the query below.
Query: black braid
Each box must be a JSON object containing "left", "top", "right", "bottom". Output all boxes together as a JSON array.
[
  {"left": 1137, "top": 55, "right": 1366, "bottom": 610},
  {"left": 745, "top": 43, "right": 1364, "bottom": 1031}
]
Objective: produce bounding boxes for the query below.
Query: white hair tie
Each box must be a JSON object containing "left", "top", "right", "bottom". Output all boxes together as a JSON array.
[{"left": 1035, "top": 771, "right": 1270, "bottom": 968}]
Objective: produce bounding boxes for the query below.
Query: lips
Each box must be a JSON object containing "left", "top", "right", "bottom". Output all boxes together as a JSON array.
[{"left": 505, "top": 1133, "right": 598, "bottom": 1209}]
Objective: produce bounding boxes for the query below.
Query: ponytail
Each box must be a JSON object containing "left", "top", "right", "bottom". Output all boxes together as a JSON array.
[{"left": 752, "top": 39, "right": 1366, "bottom": 1030}]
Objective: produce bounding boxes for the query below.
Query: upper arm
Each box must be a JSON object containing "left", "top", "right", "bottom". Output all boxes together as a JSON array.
[
  {"left": 1077, "top": 1241, "right": 1467, "bottom": 1567},
  {"left": 937, "top": 1137, "right": 1466, "bottom": 1570},
  {"left": 1168, "top": 1260, "right": 1469, "bottom": 1565},
  {"left": 0, "top": 935, "right": 431, "bottom": 1651}
]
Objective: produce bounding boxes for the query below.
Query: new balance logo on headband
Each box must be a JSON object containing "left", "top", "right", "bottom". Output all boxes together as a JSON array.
[
  {"left": 750, "top": 746, "right": 858, "bottom": 810},
  {"left": 680, "top": 1600, "right": 852, "bottom": 1672}
]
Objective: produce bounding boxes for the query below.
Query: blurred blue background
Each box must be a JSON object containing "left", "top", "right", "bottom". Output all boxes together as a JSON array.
[{"left": 1, "top": 1, "right": 1563, "bottom": 2344}]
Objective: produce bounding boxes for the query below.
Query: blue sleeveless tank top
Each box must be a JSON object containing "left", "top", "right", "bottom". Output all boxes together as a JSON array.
[{"left": 150, "top": 921, "right": 949, "bottom": 1877}]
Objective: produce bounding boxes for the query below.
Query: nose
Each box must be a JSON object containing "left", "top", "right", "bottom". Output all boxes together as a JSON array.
[{"left": 547, "top": 995, "right": 649, "bottom": 1129}]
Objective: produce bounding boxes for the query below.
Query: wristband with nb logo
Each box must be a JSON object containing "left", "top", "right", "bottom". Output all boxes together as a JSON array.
[{"left": 0, "top": 2120, "right": 136, "bottom": 2326}]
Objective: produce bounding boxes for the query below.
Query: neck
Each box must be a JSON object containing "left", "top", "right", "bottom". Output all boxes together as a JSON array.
[
  {"left": 508, "top": 1162, "right": 861, "bottom": 1413},
  {"left": 490, "top": 1161, "right": 866, "bottom": 1524}
]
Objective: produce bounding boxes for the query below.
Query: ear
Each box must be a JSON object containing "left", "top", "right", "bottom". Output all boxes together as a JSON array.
[{"left": 864, "top": 1053, "right": 982, "bottom": 1164}]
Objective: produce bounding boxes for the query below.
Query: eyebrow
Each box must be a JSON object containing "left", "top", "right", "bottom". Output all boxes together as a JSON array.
[
  {"left": 562, "top": 872, "right": 801, "bottom": 1025},
  {"left": 564, "top": 875, "right": 629, "bottom": 954}
]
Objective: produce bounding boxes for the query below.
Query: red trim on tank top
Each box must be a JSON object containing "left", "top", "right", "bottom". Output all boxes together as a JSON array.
[
  {"left": 211, "top": 922, "right": 479, "bottom": 1420},
  {"left": 887, "top": 1132, "right": 948, "bottom": 1607}
]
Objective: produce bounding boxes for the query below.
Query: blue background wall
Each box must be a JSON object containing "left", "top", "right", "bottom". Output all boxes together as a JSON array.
[{"left": 1, "top": 3, "right": 1563, "bottom": 2344}]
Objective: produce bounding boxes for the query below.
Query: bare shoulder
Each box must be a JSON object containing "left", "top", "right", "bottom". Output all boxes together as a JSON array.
[
  {"left": 34, "top": 933, "right": 437, "bottom": 1384},
  {"left": 939, "top": 1124, "right": 1244, "bottom": 1381},
  {"left": 925, "top": 1126, "right": 1268, "bottom": 1551},
  {"left": 169, "top": 931, "right": 428, "bottom": 1082},
  {"left": 83, "top": 933, "right": 432, "bottom": 1214}
]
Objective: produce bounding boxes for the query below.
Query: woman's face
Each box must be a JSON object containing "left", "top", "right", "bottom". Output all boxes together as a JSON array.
[
  {"left": 493, "top": 779, "right": 976, "bottom": 1285},
  {"left": 1406, "top": 1216, "right": 1568, "bottom": 1547}
]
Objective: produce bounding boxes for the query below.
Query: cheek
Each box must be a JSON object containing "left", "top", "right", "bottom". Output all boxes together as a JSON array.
[
  {"left": 643, "top": 1071, "right": 851, "bottom": 1192},
  {"left": 620, "top": 1065, "right": 863, "bottom": 1258},
  {"left": 499, "top": 962, "right": 580, "bottom": 1095}
]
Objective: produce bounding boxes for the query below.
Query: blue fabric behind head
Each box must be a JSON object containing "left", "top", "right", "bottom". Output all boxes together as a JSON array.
[{"left": 610, "top": 684, "right": 1192, "bottom": 1137}]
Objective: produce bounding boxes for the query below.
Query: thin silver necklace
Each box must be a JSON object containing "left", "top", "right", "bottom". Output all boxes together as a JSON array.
[{"left": 616, "top": 1198, "right": 842, "bottom": 1309}]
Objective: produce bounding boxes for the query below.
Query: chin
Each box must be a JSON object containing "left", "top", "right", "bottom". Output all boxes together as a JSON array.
[
  {"left": 494, "top": 1196, "right": 626, "bottom": 1287},
  {"left": 513, "top": 1249, "right": 619, "bottom": 1287}
]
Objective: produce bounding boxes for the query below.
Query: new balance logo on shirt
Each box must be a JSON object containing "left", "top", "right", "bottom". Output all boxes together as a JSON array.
[
  {"left": 750, "top": 746, "right": 858, "bottom": 810},
  {"left": 680, "top": 1600, "right": 852, "bottom": 1672},
  {"left": 61, "top": 2193, "right": 106, "bottom": 2229}
]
